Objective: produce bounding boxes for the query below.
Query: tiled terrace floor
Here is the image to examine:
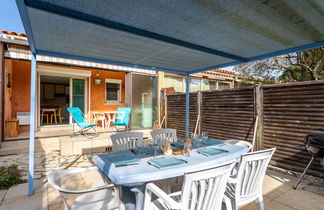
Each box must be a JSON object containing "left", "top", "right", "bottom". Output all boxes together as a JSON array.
[{"left": 0, "top": 169, "right": 323, "bottom": 210}]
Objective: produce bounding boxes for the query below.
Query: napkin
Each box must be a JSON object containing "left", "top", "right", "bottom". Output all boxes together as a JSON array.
[
  {"left": 108, "top": 153, "right": 140, "bottom": 166},
  {"left": 201, "top": 139, "right": 224, "bottom": 146},
  {"left": 148, "top": 156, "right": 186, "bottom": 168},
  {"left": 197, "top": 147, "right": 228, "bottom": 156}
]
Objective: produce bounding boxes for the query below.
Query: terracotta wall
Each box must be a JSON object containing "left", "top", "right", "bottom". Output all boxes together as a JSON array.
[
  {"left": 90, "top": 70, "right": 126, "bottom": 122},
  {"left": 4, "top": 60, "right": 31, "bottom": 133},
  {"left": 39, "top": 64, "right": 127, "bottom": 122}
]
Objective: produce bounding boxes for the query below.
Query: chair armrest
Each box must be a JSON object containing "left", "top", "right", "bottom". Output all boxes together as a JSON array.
[
  {"left": 48, "top": 167, "right": 116, "bottom": 195},
  {"left": 228, "top": 176, "right": 238, "bottom": 184},
  {"left": 145, "top": 183, "right": 181, "bottom": 209},
  {"left": 58, "top": 183, "right": 116, "bottom": 195}
]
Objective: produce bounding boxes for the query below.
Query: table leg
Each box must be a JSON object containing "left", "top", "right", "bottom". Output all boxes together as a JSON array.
[
  {"left": 121, "top": 185, "right": 145, "bottom": 210},
  {"left": 54, "top": 110, "right": 57, "bottom": 124},
  {"left": 121, "top": 186, "right": 136, "bottom": 210},
  {"left": 41, "top": 110, "right": 44, "bottom": 125},
  {"left": 106, "top": 113, "right": 111, "bottom": 128},
  {"left": 131, "top": 185, "right": 145, "bottom": 210}
]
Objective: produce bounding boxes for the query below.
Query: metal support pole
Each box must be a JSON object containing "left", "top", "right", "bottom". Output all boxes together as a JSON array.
[
  {"left": 185, "top": 75, "right": 190, "bottom": 137},
  {"left": 28, "top": 52, "right": 36, "bottom": 195}
]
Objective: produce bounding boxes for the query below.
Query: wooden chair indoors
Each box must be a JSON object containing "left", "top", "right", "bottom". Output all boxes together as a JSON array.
[{"left": 50, "top": 107, "right": 62, "bottom": 124}]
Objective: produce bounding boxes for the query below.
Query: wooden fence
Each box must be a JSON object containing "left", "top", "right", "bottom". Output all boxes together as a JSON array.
[{"left": 165, "top": 80, "right": 324, "bottom": 177}]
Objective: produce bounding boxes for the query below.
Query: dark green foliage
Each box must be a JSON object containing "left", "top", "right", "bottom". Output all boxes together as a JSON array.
[
  {"left": 234, "top": 47, "right": 324, "bottom": 83},
  {"left": 0, "top": 165, "right": 23, "bottom": 189}
]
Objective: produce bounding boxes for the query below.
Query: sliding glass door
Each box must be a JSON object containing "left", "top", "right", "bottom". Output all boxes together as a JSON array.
[
  {"left": 131, "top": 74, "right": 157, "bottom": 129},
  {"left": 72, "top": 78, "right": 85, "bottom": 113}
]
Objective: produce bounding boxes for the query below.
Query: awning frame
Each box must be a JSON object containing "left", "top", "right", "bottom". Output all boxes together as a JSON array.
[{"left": 17, "top": 0, "right": 324, "bottom": 75}]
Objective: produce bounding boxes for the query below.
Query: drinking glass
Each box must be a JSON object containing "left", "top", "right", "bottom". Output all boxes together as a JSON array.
[
  {"left": 201, "top": 132, "right": 208, "bottom": 140},
  {"left": 183, "top": 141, "right": 191, "bottom": 157},
  {"left": 196, "top": 133, "right": 203, "bottom": 149},
  {"left": 135, "top": 140, "right": 144, "bottom": 158},
  {"left": 152, "top": 138, "right": 161, "bottom": 159}
]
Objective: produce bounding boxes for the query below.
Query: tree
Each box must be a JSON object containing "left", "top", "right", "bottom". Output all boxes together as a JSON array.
[
  {"left": 233, "top": 58, "right": 282, "bottom": 80},
  {"left": 278, "top": 47, "right": 324, "bottom": 81},
  {"left": 233, "top": 47, "right": 324, "bottom": 82}
]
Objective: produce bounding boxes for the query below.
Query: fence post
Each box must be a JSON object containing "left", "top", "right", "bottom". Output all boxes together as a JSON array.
[
  {"left": 194, "top": 91, "right": 202, "bottom": 135},
  {"left": 198, "top": 91, "right": 202, "bottom": 135},
  {"left": 254, "top": 85, "right": 264, "bottom": 151},
  {"left": 164, "top": 95, "right": 167, "bottom": 128}
]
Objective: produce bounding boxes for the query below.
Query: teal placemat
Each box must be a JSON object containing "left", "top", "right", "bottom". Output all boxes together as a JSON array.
[
  {"left": 131, "top": 146, "right": 155, "bottom": 155},
  {"left": 171, "top": 141, "right": 184, "bottom": 148},
  {"left": 197, "top": 147, "right": 228, "bottom": 156},
  {"left": 108, "top": 153, "right": 140, "bottom": 166},
  {"left": 201, "top": 139, "right": 224, "bottom": 146},
  {"left": 149, "top": 156, "right": 187, "bottom": 168}
]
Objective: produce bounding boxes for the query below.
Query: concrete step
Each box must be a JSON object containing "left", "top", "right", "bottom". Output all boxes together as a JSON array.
[{"left": 1, "top": 129, "right": 153, "bottom": 156}]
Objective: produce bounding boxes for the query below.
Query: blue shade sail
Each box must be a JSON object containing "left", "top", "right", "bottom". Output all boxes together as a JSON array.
[{"left": 17, "top": 0, "right": 324, "bottom": 74}]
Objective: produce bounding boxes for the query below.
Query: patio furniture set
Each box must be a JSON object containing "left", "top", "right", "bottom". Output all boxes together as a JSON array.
[
  {"left": 93, "top": 111, "right": 118, "bottom": 128},
  {"left": 48, "top": 129, "right": 276, "bottom": 210},
  {"left": 67, "top": 107, "right": 131, "bottom": 138}
]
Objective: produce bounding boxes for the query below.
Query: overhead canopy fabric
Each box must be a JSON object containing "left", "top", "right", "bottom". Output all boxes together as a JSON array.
[{"left": 17, "top": 0, "right": 324, "bottom": 74}]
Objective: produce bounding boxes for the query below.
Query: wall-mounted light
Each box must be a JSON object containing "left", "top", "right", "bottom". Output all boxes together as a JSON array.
[{"left": 96, "top": 72, "right": 99, "bottom": 77}]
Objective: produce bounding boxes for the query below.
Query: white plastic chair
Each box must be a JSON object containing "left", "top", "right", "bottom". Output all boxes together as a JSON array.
[
  {"left": 143, "top": 161, "right": 235, "bottom": 210},
  {"left": 224, "top": 140, "right": 253, "bottom": 176},
  {"left": 151, "top": 129, "right": 177, "bottom": 144},
  {"left": 93, "top": 112, "right": 106, "bottom": 128},
  {"left": 110, "top": 132, "right": 144, "bottom": 152},
  {"left": 224, "top": 139, "right": 253, "bottom": 151},
  {"left": 105, "top": 112, "right": 117, "bottom": 128},
  {"left": 224, "top": 148, "right": 276, "bottom": 210},
  {"left": 47, "top": 167, "right": 122, "bottom": 210}
]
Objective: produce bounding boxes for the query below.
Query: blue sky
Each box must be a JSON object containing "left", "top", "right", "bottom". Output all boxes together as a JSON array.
[{"left": 0, "top": 0, "right": 24, "bottom": 33}]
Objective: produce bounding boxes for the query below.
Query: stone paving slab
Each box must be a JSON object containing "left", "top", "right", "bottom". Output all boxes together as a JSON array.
[
  {"left": 0, "top": 181, "right": 48, "bottom": 210},
  {"left": 0, "top": 190, "right": 6, "bottom": 205}
]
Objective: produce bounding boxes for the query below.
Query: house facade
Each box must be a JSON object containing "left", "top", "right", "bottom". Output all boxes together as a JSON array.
[{"left": 0, "top": 30, "right": 237, "bottom": 142}]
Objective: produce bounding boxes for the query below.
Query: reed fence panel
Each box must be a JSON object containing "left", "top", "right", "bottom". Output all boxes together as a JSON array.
[{"left": 165, "top": 80, "right": 324, "bottom": 177}]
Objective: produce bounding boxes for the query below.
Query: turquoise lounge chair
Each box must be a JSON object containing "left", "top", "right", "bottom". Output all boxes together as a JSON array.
[
  {"left": 67, "top": 107, "right": 98, "bottom": 138},
  {"left": 114, "top": 107, "right": 131, "bottom": 131}
]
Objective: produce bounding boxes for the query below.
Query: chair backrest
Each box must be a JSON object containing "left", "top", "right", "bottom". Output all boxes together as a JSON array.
[
  {"left": 180, "top": 161, "right": 235, "bottom": 210},
  {"left": 115, "top": 107, "right": 131, "bottom": 125},
  {"left": 151, "top": 129, "right": 177, "bottom": 144},
  {"left": 110, "top": 132, "right": 144, "bottom": 152},
  {"left": 224, "top": 140, "right": 253, "bottom": 151},
  {"left": 235, "top": 148, "right": 276, "bottom": 202},
  {"left": 67, "top": 107, "right": 87, "bottom": 128}
]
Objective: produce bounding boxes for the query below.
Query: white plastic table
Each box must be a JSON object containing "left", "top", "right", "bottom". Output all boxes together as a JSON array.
[
  {"left": 104, "top": 111, "right": 117, "bottom": 128},
  {"left": 40, "top": 108, "right": 57, "bottom": 125},
  {"left": 92, "top": 143, "right": 249, "bottom": 210}
]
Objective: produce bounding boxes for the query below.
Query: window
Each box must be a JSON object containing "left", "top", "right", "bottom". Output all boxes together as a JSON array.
[
  {"left": 202, "top": 79, "right": 217, "bottom": 91},
  {"left": 190, "top": 78, "right": 201, "bottom": 92},
  {"left": 105, "top": 79, "right": 122, "bottom": 104},
  {"left": 218, "top": 82, "right": 231, "bottom": 89},
  {"left": 164, "top": 75, "right": 184, "bottom": 92}
]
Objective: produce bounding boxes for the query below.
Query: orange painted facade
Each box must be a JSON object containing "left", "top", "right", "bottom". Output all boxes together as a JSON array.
[
  {"left": 5, "top": 60, "right": 31, "bottom": 133},
  {"left": 90, "top": 70, "right": 126, "bottom": 121},
  {"left": 4, "top": 60, "right": 126, "bottom": 137}
]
